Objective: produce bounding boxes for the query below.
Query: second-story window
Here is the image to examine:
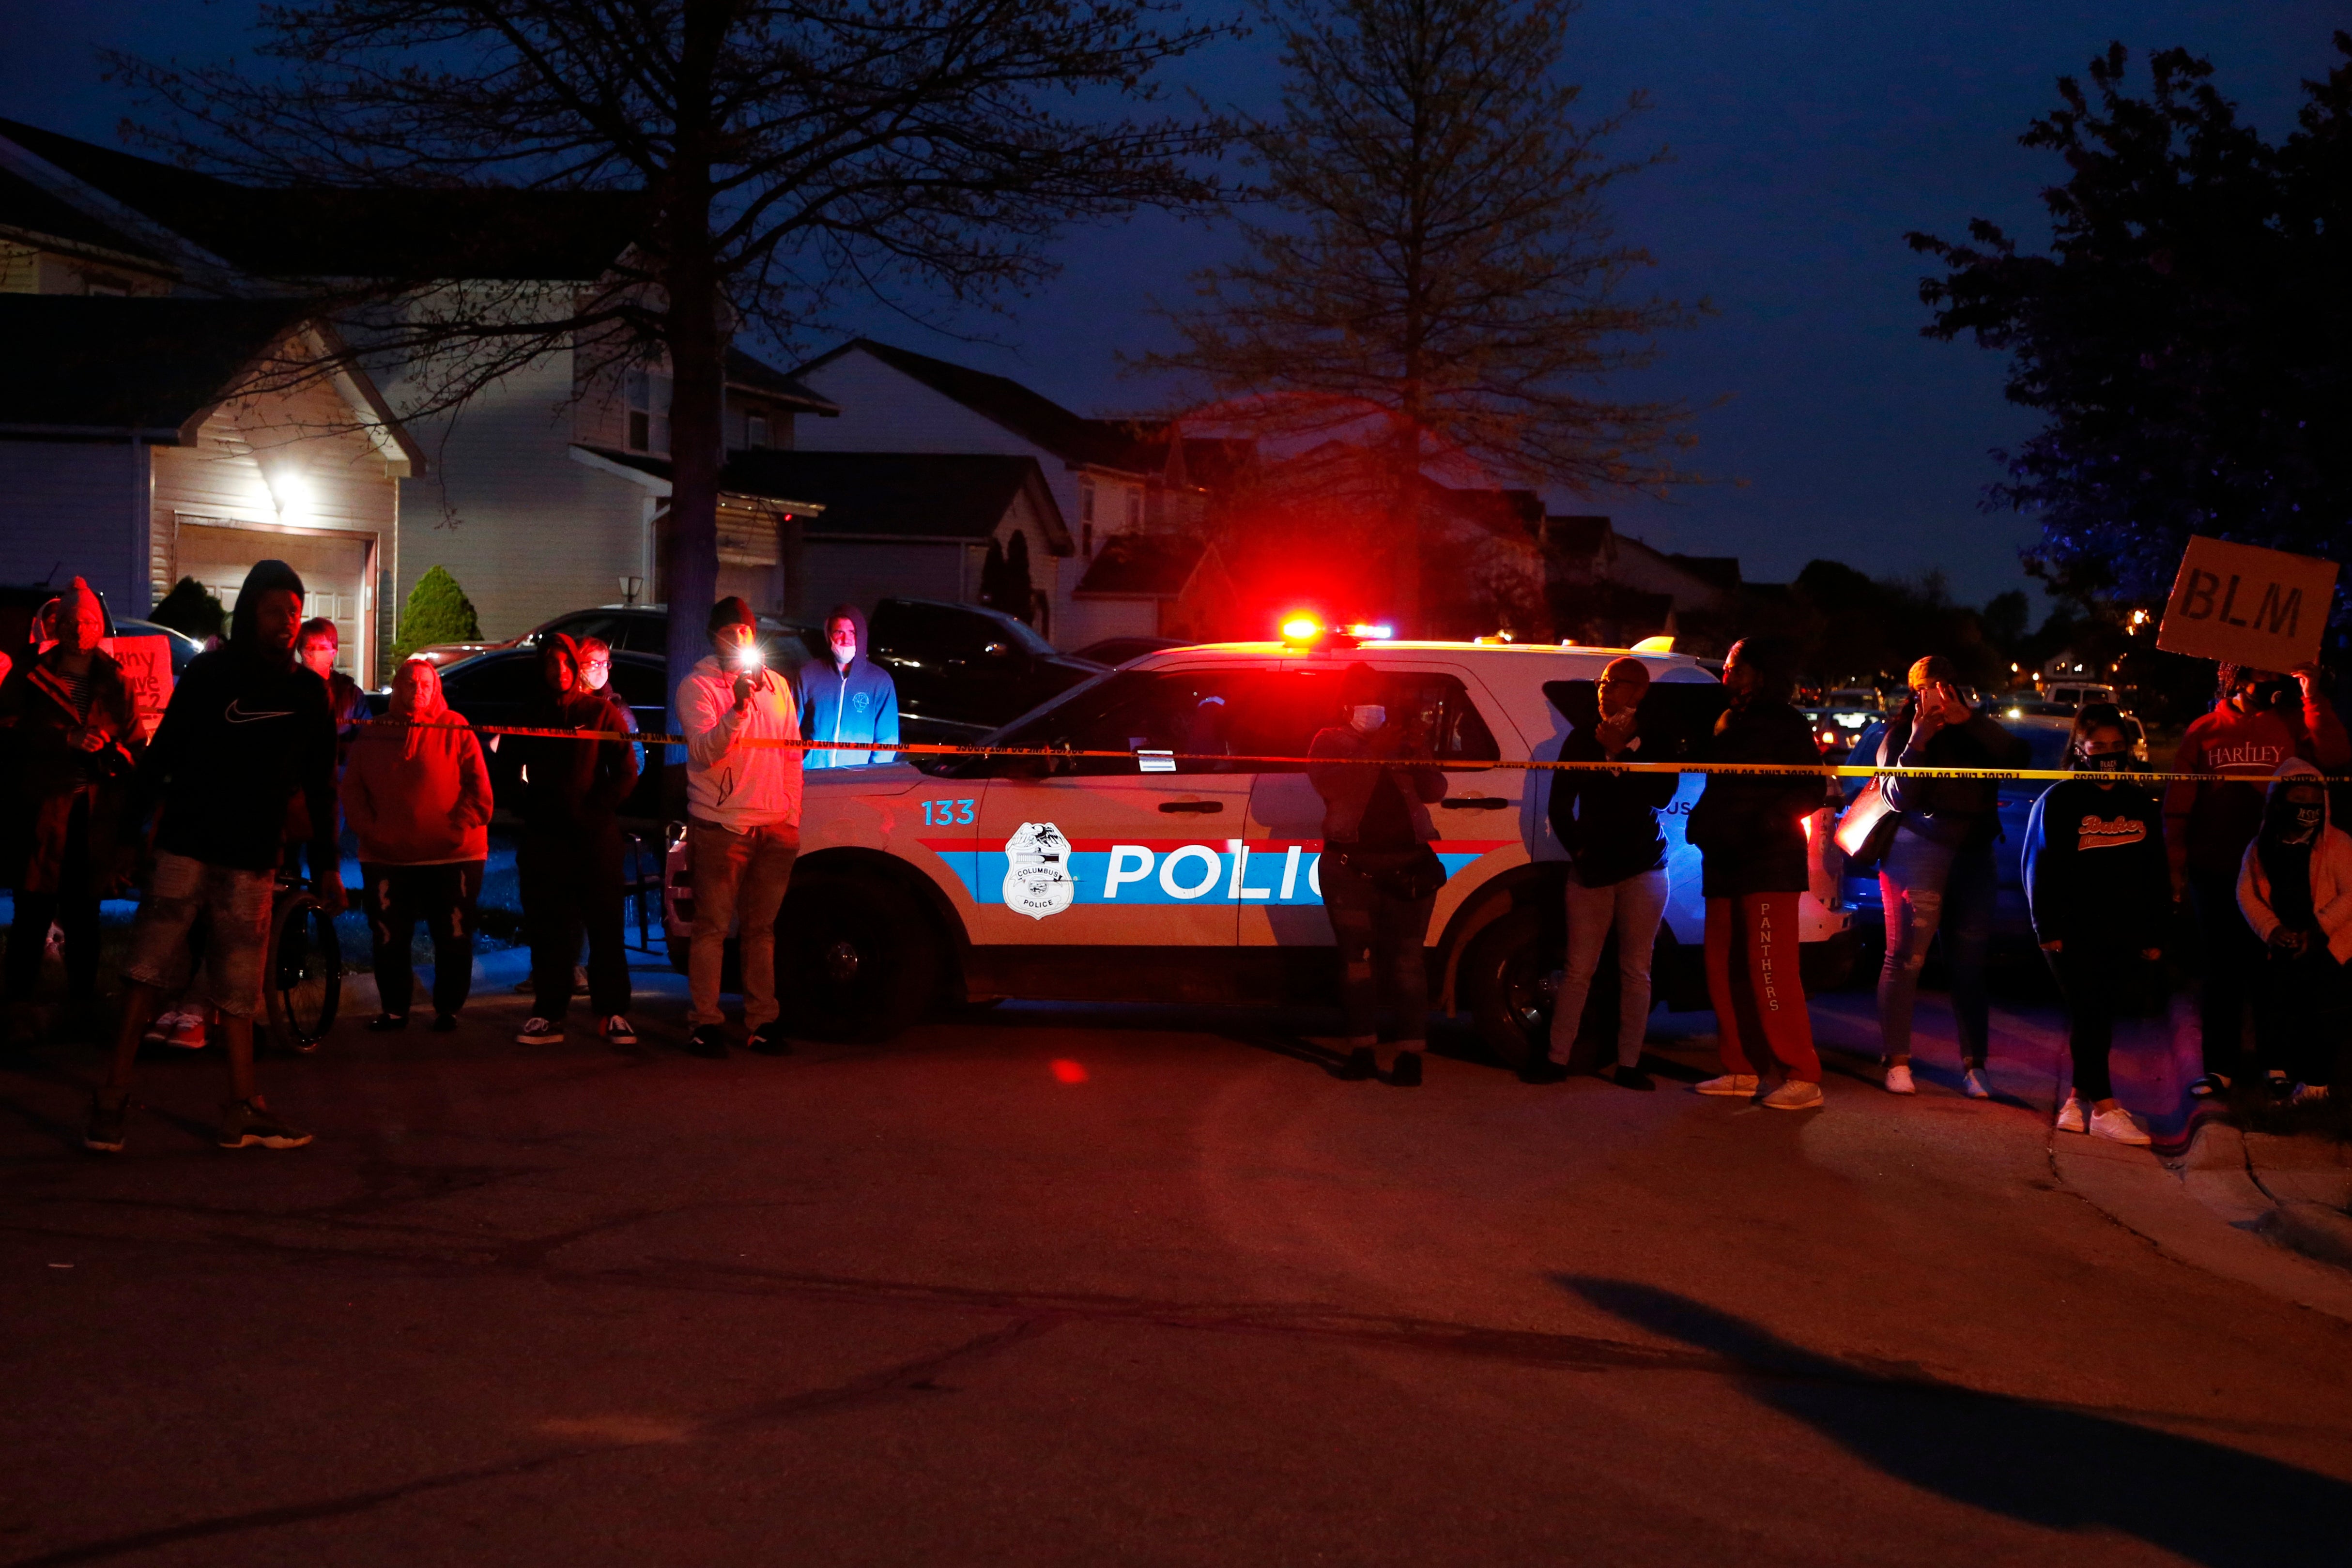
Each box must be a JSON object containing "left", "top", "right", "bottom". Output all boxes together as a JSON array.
[
  {"left": 1080, "top": 478, "right": 1095, "bottom": 522},
  {"left": 746, "top": 413, "right": 769, "bottom": 450},
  {"left": 626, "top": 369, "right": 672, "bottom": 455}
]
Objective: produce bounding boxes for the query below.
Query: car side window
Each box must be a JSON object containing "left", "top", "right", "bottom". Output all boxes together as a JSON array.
[
  {"left": 442, "top": 654, "right": 544, "bottom": 709},
  {"left": 979, "top": 669, "right": 1244, "bottom": 777},
  {"left": 1542, "top": 680, "right": 1724, "bottom": 759},
  {"left": 607, "top": 659, "right": 666, "bottom": 709},
  {"left": 1231, "top": 670, "right": 1501, "bottom": 772},
  {"left": 619, "top": 616, "right": 668, "bottom": 654}
]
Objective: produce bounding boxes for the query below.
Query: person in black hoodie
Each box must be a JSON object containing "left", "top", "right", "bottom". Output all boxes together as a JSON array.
[
  {"left": 2024, "top": 705, "right": 2166, "bottom": 1144},
  {"left": 511, "top": 632, "right": 640, "bottom": 1048},
  {"left": 1874, "top": 654, "right": 2031, "bottom": 1099},
  {"left": 1543, "top": 656, "right": 1678, "bottom": 1089},
  {"left": 87, "top": 559, "right": 341, "bottom": 1154},
  {"left": 1685, "top": 636, "right": 1827, "bottom": 1110}
]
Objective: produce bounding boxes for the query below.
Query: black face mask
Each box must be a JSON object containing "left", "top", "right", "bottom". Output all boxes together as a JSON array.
[
  {"left": 2249, "top": 681, "right": 2293, "bottom": 710},
  {"left": 2078, "top": 749, "right": 2127, "bottom": 773},
  {"left": 2292, "top": 803, "right": 2324, "bottom": 833}
]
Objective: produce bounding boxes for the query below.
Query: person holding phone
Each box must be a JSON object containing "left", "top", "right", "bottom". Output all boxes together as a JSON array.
[
  {"left": 1542, "top": 656, "right": 1677, "bottom": 1088},
  {"left": 1874, "top": 655, "right": 2029, "bottom": 1098},
  {"left": 678, "top": 596, "right": 804, "bottom": 1059}
]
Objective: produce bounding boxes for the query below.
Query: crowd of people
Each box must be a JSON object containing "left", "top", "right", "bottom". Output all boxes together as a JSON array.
[{"left": 0, "top": 561, "right": 2343, "bottom": 1154}]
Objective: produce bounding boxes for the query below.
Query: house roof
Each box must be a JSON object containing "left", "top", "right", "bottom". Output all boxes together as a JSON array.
[
  {"left": 578, "top": 448, "right": 1071, "bottom": 552},
  {"left": 0, "top": 295, "right": 311, "bottom": 437},
  {"left": 1074, "top": 533, "right": 1209, "bottom": 599},
  {"left": 0, "top": 166, "right": 161, "bottom": 262},
  {"left": 725, "top": 346, "right": 837, "bottom": 416},
  {"left": 795, "top": 337, "right": 1145, "bottom": 472},
  {"left": 1545, "top": 515, "right": 1614, "bottom": 558},
  {"left": 0, "top": 118, "right": 644, "bottom": 282}
]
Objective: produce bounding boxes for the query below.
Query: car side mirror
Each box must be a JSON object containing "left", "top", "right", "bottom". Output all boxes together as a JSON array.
[{"left": 983, "top": 640, "right": 1012, "bottom": 659}]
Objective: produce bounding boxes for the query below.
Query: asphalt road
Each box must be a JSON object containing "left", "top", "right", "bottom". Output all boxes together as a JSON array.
[{"left": 3, "top": 954, "right": 2349, "bottom": 1567}]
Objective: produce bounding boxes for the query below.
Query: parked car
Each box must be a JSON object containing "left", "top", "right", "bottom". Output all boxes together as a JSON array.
[
  {"left": 410, "top": 604, "right": 822, "bottom": 673},
  {"left": 661, "top": 636, "right": 1857, "bottom": 1044},
  {"left": 1825, "top": 686, "right": 1884, "bottom": 711},
  {"left": 1070, "top": 635, "right": 1189, "bottom": 667},
  {"left": 112, "top": 618, "right": 204, "bottom": 678},
  {"left": 1836, "top": 712, "right": 2149, "bottom": 946},
  {"left": 865, "top": 597, "right": 1105, "bottom": 743}
]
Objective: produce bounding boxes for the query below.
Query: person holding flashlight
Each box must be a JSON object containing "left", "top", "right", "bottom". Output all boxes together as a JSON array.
[{"left": 678, "top": 597, "right": 803, "bottom": 1058}]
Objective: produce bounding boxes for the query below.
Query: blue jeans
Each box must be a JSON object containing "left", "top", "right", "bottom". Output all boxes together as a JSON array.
[{"left": 1877, "top": 826, "right": 1997, "bottom": 1065}]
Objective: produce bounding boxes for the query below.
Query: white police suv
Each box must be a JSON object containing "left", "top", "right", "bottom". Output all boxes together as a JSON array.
[{"left": 666, "top": 631, "right": 1856, "bottom": 1055}]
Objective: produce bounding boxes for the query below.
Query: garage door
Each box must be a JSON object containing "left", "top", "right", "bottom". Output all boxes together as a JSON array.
[{"left": 175, "top": 521, "right": 374, "bottom": 683}]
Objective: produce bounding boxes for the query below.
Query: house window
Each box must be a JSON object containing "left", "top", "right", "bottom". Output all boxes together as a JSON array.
[
  {"left": 625, "top": 369, "right": 673, "bottom": 455},
  {"left": 1080, "top": 479, "right": 1095, "bottom": 522},
  {"left": 746, "top": 413, "right": 769, "bottom": 449}
]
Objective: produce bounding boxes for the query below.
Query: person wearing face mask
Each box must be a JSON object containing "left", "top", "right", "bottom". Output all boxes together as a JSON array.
[
  {"left": 90, "top": 559, "right": 341, "bottom": 1154},
  {"left": 341, "top": 658, "right": 493, "bottom": 1033},
  {"left": 1308, "top": 662, "right": 1447, "bottom": 1086},
  {"left": 0, "top": 577, "right": 141, "bottom": 1045},
  {"left": 1872, "top": 655, "right": 2030, "bottom": 1099},
  {"left": 1540, "top": 656, "right": 1679, "bottom": 1088},
  {"left": 293, "top": 619, "right": 371, "bottom": 750},
  {"left": 2237, "top": 759, "right": 2352, "bottom": 1109},
  {"left": 2168, "top": 663, "right": 2351, "bottom": 1098},
  {"left": 574, "top": 636, "right": 643, "bottom": 776},
  {"left": 1684, "top": 636, "right": 1826, "bottom": 1110},
  {"left": 796, "top": 605, "right": 899, "bottom": 769},
  {"left": 2024, "top": 706, "right": 2167, "bottom": 1143},
  {"left": 509, "top": 633, "right": 640, "bottom": 1049}
]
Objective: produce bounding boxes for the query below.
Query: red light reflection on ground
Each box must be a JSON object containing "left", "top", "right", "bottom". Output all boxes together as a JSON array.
[{"left": 1050, "top": 1059, "right": 1089, "bottom": 1084}]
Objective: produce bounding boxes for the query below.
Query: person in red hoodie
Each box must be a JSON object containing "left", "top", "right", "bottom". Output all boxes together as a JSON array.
[
  {"left": 341, "top": 658, "right": 494, "bottom": 1032},
  {"left": 2166, "top": 661, "right": 2352, "bottom": 1096}
]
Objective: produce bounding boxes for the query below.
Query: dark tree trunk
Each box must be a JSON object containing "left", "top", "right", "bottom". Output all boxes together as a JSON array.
[{"left": 660, "top": 3, "right": 725, "bottom": 742}]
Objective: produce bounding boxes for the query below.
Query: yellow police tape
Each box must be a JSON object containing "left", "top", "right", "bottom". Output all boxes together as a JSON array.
[{"left": 370, "top": 719, "right": 2279, "bottom": 786}]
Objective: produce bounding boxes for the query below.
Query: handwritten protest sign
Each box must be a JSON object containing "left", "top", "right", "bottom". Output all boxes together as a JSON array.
[
  {"left": 2156, "top": 536, "right": 2338, "bottom": 671},
  {"left": 101, "top": 635, "right": 174, "bottom": 740}
]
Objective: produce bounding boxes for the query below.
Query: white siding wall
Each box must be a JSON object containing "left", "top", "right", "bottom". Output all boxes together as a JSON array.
[
  {"left": 389, "top": 343, "right": 653, "bottom": 639},
  {"left": 793, "top": 349, "right": 1104, "bottom": 646},
  {"left": 0, "top": 441, "right": 148, "bottom": 610},
  {"left": 1058, "top": 596, "right": 1158, "bottom": 653},
  {"left": 799, "top": 539, "right": 967, "bottom": 617}
]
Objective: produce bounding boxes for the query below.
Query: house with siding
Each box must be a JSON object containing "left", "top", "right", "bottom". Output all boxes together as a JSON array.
[{"left": 0, "top": 296, "right": 420, "bottom": 684}]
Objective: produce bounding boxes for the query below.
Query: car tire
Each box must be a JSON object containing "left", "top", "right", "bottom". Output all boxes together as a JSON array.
[
  {"left": 776, "top": 873, "right": 940, "bottom": 1042},
  {"left": 1458, "top": 906, "right": 1556, "bottom": 1071}
]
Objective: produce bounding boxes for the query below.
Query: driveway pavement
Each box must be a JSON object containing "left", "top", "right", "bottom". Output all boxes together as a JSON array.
[{"left": 2, "top": 952, "right": 2349, "bottom": 1566}]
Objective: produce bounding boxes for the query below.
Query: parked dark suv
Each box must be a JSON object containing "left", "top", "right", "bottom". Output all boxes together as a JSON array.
[
  {"left": 415, "top": 605, "right": 823, "bottom": 673},
  {"left": 866, "top": 597, "right": 1104, "bottom": 742}
]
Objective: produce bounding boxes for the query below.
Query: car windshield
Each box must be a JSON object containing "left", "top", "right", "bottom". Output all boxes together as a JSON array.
[{"left": 913, "top": 667, "right": 1117, "bottom": 776}]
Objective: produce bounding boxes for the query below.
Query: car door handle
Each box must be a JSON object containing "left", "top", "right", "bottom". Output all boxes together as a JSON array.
[
  {"left": 1441, "top": 797, "right": 1511, "bottom": 810},
  {"left": 1157, "top": 800, "right": 1224, "bottom": 814}
]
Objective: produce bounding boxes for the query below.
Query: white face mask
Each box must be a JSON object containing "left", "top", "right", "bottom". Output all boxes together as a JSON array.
[{"left": 1348, "top": 704, "right": 1386, "bottom": 734}]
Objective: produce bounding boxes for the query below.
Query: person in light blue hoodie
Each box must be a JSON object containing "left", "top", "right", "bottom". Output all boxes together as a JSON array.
[{"left": 796, "top": 603, "right": 899, "bottom": 768}]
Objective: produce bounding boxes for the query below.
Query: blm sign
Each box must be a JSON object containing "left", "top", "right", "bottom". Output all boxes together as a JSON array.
[{"left": 2157, "top": 536, "right": 2338, "bottom": 671}]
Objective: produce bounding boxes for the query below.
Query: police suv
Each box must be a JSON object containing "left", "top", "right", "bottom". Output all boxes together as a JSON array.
[{"left": 665, "top": 631, "right": 1856, "bottom": 1059}]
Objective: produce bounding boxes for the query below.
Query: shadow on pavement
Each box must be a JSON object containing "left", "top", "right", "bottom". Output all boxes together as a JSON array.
[{"left": 1561, "top": 1276, "right": 2348, "bottom": 1568}]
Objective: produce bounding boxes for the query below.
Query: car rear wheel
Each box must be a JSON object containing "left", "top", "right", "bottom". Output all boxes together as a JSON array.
[
  {"left": 1458, "top": 907, "right": 1557, "bottom": 1071},
  {"left": 776, "top": 873, "right": 940, "bottom": 1042}
]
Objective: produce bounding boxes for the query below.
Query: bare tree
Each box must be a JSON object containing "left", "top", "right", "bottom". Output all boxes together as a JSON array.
[
  {"left": 111, "top": 0, "right": 1232, "bottom": 698},
  {"left": 1140, "top": 0, "right": 1698, "bottom": 631}
]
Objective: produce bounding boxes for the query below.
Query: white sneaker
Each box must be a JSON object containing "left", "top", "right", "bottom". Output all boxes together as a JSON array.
[
  {"left": 1962, "top": 1068, "right": 1992, "bottom": 1100},
  {"left": 515, "top": 1017, "right": 561, "bottom": 1045},
  {"left": 2089, "top": 1105, "right": 2152, "bottom": 1145},
  {"left": 1761, "top": 1079, "right": 1825, "bottom": 1111},
  {"left": 1884, "top": 1063, "right": 1915, "bottom": 1095},
  {"left": 2055, "top": 1094, "right": 2087, "bottom": 1134},
  {"left": 1695, "top": 1073, "right": 1760, "bottom": 1097},
  {"left": 2291, "top": 1082, "right": 2332, "bottom": 1107}
]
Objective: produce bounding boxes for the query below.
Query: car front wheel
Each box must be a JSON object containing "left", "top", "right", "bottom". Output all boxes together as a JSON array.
[{"left": 776, "top": 873, "right": 941, "bottom": 1042}]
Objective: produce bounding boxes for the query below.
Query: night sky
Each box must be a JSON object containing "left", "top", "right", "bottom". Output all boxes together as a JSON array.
[{"left": 3, "top": 1, "right": 2341, "bottom": 607}]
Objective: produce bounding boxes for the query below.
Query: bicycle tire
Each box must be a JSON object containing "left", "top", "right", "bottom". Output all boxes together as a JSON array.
[{"left": 264, "top": 891, "right": 342, "bottom": 1054}]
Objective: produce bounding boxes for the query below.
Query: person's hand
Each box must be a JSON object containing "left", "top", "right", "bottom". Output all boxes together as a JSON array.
[
  {"left": 2293, "top": 662, "right": 2322, "bottom": 701},
  {"left": 2269, "top": 926, "right": 2307, "bottom": 956},
  {"left": 1596, "top": 709, "right": 1638, "bottom": 754},
  {"left": 69, "top": 725, "right": 107, "bottom": 753},
  {"left": 732, "top": 673, "right": 753, "bottom": 711},
  {"left": 2039, "top": 939, "right": 2062, "bottom": 953},
  {"left": 315, "top": 874, "right": 347, "bottom": 914},
  {"left": 2140, "top": 946, "right": 2162, "bottom": 962}
]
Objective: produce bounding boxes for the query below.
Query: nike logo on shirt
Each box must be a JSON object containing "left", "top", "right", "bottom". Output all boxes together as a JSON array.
[{"left": 224, "top": 700, "right": 295, "bottom": 723}]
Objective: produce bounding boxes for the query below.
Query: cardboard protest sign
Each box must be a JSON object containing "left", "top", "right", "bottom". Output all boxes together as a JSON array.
[
  {"left": 101, "top": 635, "right": 174, "bottom": 740},
  {"left": 2156, "top": 536, "right": 2338, "bottom": 671}
]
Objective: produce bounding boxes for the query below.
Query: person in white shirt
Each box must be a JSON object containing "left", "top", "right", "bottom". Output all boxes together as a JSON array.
[{"left": 676, "top": 597, "right": 803, "bottom": 1058}]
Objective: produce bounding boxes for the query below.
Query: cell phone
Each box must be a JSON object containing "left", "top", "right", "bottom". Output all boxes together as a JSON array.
[{"left": 735, "top": 645, "right": 765, "bottom": 672}]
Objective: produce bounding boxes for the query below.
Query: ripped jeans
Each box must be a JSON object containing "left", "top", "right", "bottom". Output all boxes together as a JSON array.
[
  {"left": 362, "top": 860, "right": 485, "bottom": 1019},
  {"left": 1877, "top": 826, "right": 1997, "bottom": 1066}
]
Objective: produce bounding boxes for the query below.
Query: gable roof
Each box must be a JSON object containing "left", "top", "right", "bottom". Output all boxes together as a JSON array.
[
  {"left": 0, "top": 165, "right": 162, "bottom": 262},
  {"left": 0, "top": 295, "right": 309, "bottom": 438},
  {"left": 1074, "top": 533, "right": 1209, "bottom": 599},
  {"left": 0, "top": 118, "right": 644, "bottom": 282},
  {"left": 577, "top": 447, "right": 1070, "bottom": 551},
  {"left": 795, "top": 337, "right": 1146, "bottom": 472},
  {"left": 725, "top": 346, "right": 838, "bottom": 416}
]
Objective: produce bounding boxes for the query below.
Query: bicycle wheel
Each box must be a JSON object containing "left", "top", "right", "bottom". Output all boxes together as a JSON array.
[{"left": 264, "top": 891, "right": 342, "bottom": 1054}]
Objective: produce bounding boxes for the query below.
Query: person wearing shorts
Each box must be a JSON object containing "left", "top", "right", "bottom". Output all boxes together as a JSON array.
[{"left": 86, "top": 560, "right": 342, "bottom": 1154}]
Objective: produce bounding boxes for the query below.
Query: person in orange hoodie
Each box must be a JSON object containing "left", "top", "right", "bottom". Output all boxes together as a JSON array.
[
  {"left": 341, "top": 658, "right": 493, "bottom": 1032},
  {"left": 2166, "top": 662, "right": 2352, "bottom": 1097}
]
